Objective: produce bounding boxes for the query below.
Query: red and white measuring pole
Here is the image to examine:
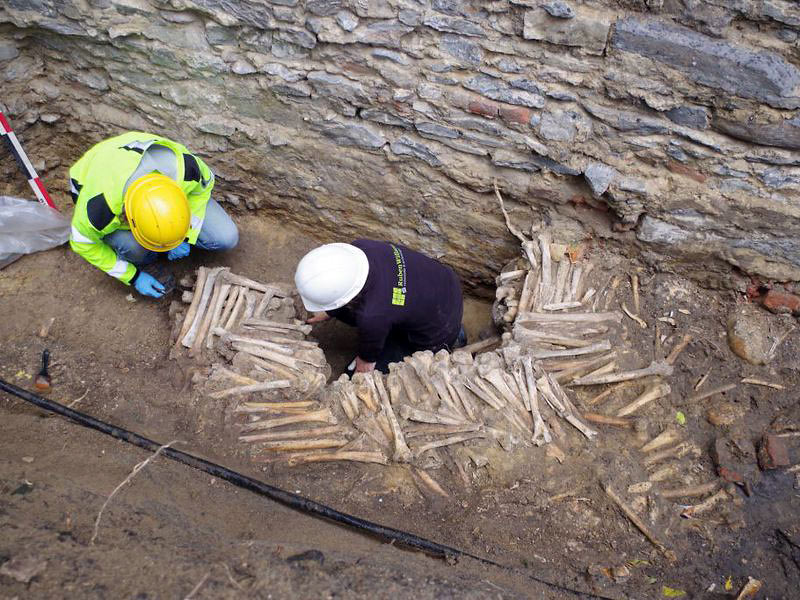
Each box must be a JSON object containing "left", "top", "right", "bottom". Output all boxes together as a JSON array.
[{"left": 0, "top": 110, "right": 57, "bottom": 210}]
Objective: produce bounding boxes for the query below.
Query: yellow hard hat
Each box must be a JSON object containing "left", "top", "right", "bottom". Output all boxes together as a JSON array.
[{"left": 124, "top": 173, "right": 190, "bottom": 252}]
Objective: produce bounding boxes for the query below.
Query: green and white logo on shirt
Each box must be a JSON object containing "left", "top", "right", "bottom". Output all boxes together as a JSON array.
[{"left": 390, "top": 245, "right": 407, "bottom": 306}]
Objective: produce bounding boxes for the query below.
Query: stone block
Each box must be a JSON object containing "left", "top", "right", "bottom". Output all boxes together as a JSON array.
[
  {"left": 390, "top": 136, "right": 441, "bottom": 167},
  {"left": 319, "top": 120, "right": 385, "bottom": 149},
  {"left": 714, "top": 116, "right": 800, "bottom": 151},
  {"left": 464, "top": 75, "right": 545, "bottom": 109},
  {"left": 498, "top": 105, "right": 532, "bottom": 125},
  {"left": 612, "top": 18, "right": 800, "bottom": 109},
  {"left": 523, "top": 8, "right": 611, "bottom": 55},
  {"left": 336, "top": 10, "right": 358, "bottom": 32},
  {"left": 666, "top": 105, "right": 710, "bottom": 130},
  {"left": 757, "top": 434, "right": 790, "bottom": 470},
  {"left": 423, "top": 15, "right": 485, "bottom": 37},
  {"left": 440, "top": 34, "right": 483, "bottom": 66},
  {"left": 415, "top": 121, "right": 459, "bottom": 139},
  {"left": 543, "top": 1, "right": 575, "bottom": 19},
  {"left": 727, "top": 304, "right": 776, "bottom": 365},
  {"left": 584, "top": 162, "right": 618, "bottom": 196}
]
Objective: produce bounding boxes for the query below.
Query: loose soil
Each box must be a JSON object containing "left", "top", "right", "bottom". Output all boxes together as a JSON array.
[{"left": 1, "top": 189, "right": 799, "bottom": 598}]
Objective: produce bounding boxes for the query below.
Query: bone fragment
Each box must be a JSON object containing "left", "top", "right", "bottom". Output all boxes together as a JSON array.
[
  {"left": 622, "top": 303, "right": 647, "bottom": 329},
  {"left": 517, "top": 311, "right": 623, "bottom": 324},
  {"left": 182, "top": 267, "right": 224, "bottom": 348},
  {"left": 352, "top": 414, "right": 391, "bottom": 448},
  {"left": 211, "top": 364, "right": 259, "bottom": 386},
  {"left": 464, "top": 377, "right": 505, "bottom": 410},
  {"left": 405, "top": 423, "right": 482, "bottom": 438},
  {"left": 571, "top": 361, "right": 673, "bottom": 386},
  {"left": 205, "top": 283, "right": 231, "bottom": 348},
  {"left": 603, "top": 483, "right": 672, "bottom": 558},
  {"left": 498, "top": 269, "right": 527, "bottom": 283},
  {"left": 659, "top": 481, "right": 720, "bottom": 500},
  {"left": 231, "top": 341, "right": 304, "bottom": 371},
  {"left": 429, "top": 370, "right": 461, "bottom": 413},
  {"left": 537, "top": 374, "right": 598, "bottom": 440},
  {"left": 735, "top": 577, "right": 763, "bottom": 600},
  {"left": 512, "top": 365, "right": 531, "bottom": 411},
  {"left": 177, "top": 267, "right": 208, "bottom": 345},
  {"left": 459, "top": 336, "right": 501, "bottom": 355},
  {"left": 543, "top": 352, "right": 615, "bottom": 372},
  {"left": 642, "top": 442, "right": 699, "bottom": 466},
  {"left": 254, "top": 288, "right": 278, "bottom": 319},
  {"left": 450, "top": 379, "right": 477, "bottom": 421},
  {"left": 370, "top": 372, "right": 412, "bottom": 462},
  {"left": 648, "top": 463, "right": 679, "bottom": 483},
  {"left": 413, "top": 468, "right": 449, "bottom": 498},
  {"left": 665, "top": 334, "right": 692, "bottom": 365},
  {"left": 616, "top": 382, "right": 671, "bottom": 417},
  {"left": 521, "top": 238, "right": 538, "bottom": 272},
  {"left": 413, "top": 432, "right": 486, "bottom": 458},
  {"left": 522, "top": 356, "right": 551, "bottom": 445},
  {"left": 237, "top": 425, "right": 342, "bottom": 442},
  {"left": 512, "top": 326, "right": 595, "bottom": 348},
  {"left": 580, "top": 288, "right": 596, "bottom": 303},
  {"left": 223, "top": 286, "right": 247, "bottom": 331},
  {"left": 241, "top": 408, "right": 337, "bottom": 433},
  {"left": 585, "top": 385, "right": 620, "bottom": 406},
  {"left": 741, "top": 377, "right": 784, "bottom": 390},
  {"left": 243, "top": 318, "right": 312, "bottom": 335},
  {"left": 628, "top": 481, "right": 652, "bottom": 494},
  {"left": 496, "top": 285, "right": 516, "bottom": 301},
  {"left": 191, "top": 273, "right": 228, "bottom": 356},
  {"left": 209, "top": 379, "right": 292, "bottom": 399},
  {"left": 287, "top": 451, "right": 388, "bottom": 466},
  {"left": 220, "top": 272, "right": 287, "bottom": 295},
  {"left": 236, "top": 401, "right": 315, "bottom": 413},
  {"left": 517, "top": 270, "right": 537, "bottom": 315},
  {"left": 339, "top": 391, "right": 356, "bottom": 421},
  {"left": 530, "top": 340, "right": 612, "bottom": 360},
  {"left": 552, "top": 258, "right": 571, "bottom": 304},
  {"left": 581, "top": 413, "right": 633, "bottom": 428},
  {"left": 537, "top": 233, "right": 553, "bottom": 307},
  {"left": 352, "top": 374, "right": 379, "bottom": 412},
  {"left": 688, "top": 383, "right": 736, "bottom": 402},
  {"left": 181, "top": 290, "right": 194, "bottom": 303},
  {"left": 482, "top": 369, "right": 524, "bottom": 411},
  {"left": 390, "top": 365, "right": 420, "bottom": 405},
  {"left": 243, "top": 353, "right": 300, "bottom": 383},
  {"left": 399, "top": 404, "right": 466, "bottom": 426},
  {"left": 566, "top": 265, "right": 582, "bottom": 303},
  {"left": 542, "top": 301, "right": 583, "bottom": 311},
  {"left": 641, "top": 429, "right": 681, "bottom": 453},
  {"left": 502, "top": 307, "right": 518, "bottom": 323},
  {"left": 385, "top": 372, "right": 406, "bottom": 406},
  {"left": 555, "top": 353, "right": 617, "bottom": 385},
  {"left": 680, "top": 488, "right": 729, "bottom": 518},
  {"left": 242, "top": 291, "right": 257, "bottom": 320},
  {"left": 218, "top": 331, "right": 289, "bottom": 355},
  {"left": 405, "top": 355, "right": 437, "bottom": 398}
]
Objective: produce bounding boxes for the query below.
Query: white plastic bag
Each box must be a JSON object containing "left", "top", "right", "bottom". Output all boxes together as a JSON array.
[{"left": 0, "top": 196, "right": 70, "bottom": 269}]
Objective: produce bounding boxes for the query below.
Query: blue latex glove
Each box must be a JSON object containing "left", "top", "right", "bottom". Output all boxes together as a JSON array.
[
  {"left": 167, "top": 241, "right": 191, "bottom": 261},
  {"left": 134, "top": 272, "right": 166, "bottom": 298}
]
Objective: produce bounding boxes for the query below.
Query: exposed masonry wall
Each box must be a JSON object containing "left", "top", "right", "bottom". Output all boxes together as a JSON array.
[{"left": 1, "top": 0, "right": 799, "bottom": 290}]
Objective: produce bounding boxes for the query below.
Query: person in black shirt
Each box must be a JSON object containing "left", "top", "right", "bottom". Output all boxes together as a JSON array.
[{"left": 294, "top": 240, "right": 466, "bottom": 374}]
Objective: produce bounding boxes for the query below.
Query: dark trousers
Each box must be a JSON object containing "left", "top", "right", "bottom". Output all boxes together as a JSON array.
[{"left": 350, "top": 326, "right": 467, "bottom": 375}]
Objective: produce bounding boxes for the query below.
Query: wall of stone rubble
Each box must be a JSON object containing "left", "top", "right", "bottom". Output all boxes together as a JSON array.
[{"left": 1, "top": 0, "right": 799, "bottom": 289}]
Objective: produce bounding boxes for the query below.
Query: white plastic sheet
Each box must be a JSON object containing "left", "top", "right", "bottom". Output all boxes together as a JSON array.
[{"left": 0, "top": 196, "right": 70, "bottom": 269}]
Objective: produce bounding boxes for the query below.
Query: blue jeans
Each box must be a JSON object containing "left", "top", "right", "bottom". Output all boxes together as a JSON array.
[{"left": 104, "top": 199, "right": 238, "bottom": 265}]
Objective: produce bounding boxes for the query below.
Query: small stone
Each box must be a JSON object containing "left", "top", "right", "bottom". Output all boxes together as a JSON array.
[
  {"left": 0, "top": 556, "right": 46, "bottom": 583},
  {"left": 125, "top": 294, "right": 137, "bottom": 303},
  {"left": 727, "top": 304, "right": 775, "bottom": 365},
  {"left": 543, "top": 1, "right": 575, "bottom": 19},
  {"left": 335, "top": 10, "right": 358, "bottom": 32},
  {"left": 757, "top": 434, "right": 790, "bottom": 470},
  {"left": 761, "top": 289, "right": 800, "bottom": 315},
  {"left": 711, "top": 436, "right": 760, "bottom": 487},
  {"left": 706, "top": 402, "right": 746, "bottom": 427},
  {"left": 584, "top": 162, "right": 618, "bottom": 196},
  {"left": 21, "top": 456, "right": 34, "bottom": 463}
]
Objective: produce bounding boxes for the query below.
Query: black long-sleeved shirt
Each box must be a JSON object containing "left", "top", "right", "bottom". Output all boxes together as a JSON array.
[{"left": 329, "top": 239, "right": 463, "bottom": 363}]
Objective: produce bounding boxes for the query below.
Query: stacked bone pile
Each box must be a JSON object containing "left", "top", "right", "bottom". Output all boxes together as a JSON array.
[{"left": 170, "top": 267, "right": 329, "bottom": 400}]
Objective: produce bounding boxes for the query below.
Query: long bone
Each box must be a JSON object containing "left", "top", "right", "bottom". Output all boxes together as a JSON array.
[
  {"left": 217, "top": 285, "right": 241, "bottom": 331},
  {"left": 537, "top": 233, "right": 553, "bottom": 307},
  {"left": 231, "top": 341, "right": 305, "bottom": 372},
  {"left": 385, "top": 371, "right": 406, "bottom": 408},
  {"left": 449, "top": 378, "right": 478, "bottom": 422},
  {"left": 352, "top": 414, "right": 392, "bottom": 448},
  {"left": 238, "top": 425, "right": 343, "bottom": 442},
  {"left": 536, "top": 373, "right": 597, "bottom": 440},
  {"left": 512, "top": 363, "right": 531, "bottom": 411},
  {"left": 616, "top": 381, "right": 671, "bottom": 417},
  {"left": 236, "top": 401, "right": 315, "bottom": 413},
  {"left": 176, "top": 266, "right": 208, "bottom": 345},
  {"left": 571, "top": 360, "right": 673, "bottom": 386},
  {"left": 641, "top": 429, "right": 681, "bottom": 453},
  {"left": 242, "top": 318, "right": 312, "bottom": 335},
  {"left": 464, "top": 376, "right": 505, "bottom": 410},
  {"left": 240, "top": 408, "right": 337, "bottom": 433},
  {"left": 219, "top": 272, "right": 288, "bottom": 294},
  {"left": 643, "top": 442, "right": 700, "bottom": 467},
  {"left": 542, "top": 301, "right": 583, "bottom": 311},
  {"left": 502, "top": 371, "right": 533, "bottom": 427},
  {"left": 191, "top": 273, "right": 229, "bottom": 356},
  {"left": 252, "top": 438, "right": 350, "bottom": 452},
  {"left": 209, "top": 379, "right": 292, "bottom": 399},
  {"left": 399, "top": 404, "right": 467, "bottom": 426},
  {"left": 481, "top": 368, "right": 520, "bottom": 407},
  {"left": 287, "top": 451, "right": 389, "bottom": 466},
  {"left": 404, "top": 423, "right": 482, "bottom": 438},
  {"left": 528, "top": 340, "right": 611, "bottom": 360},
  {"left": 405, "top": 354, "right": 437, "bottom": 398},
  {"left": 368, "top": 372, "right": 412, "bottom": 462},
  {"left": 429, "top": 369, "right": 462, "bottom": 414},
  {"left": 412, "top": 432, "right": 487, "bottom": 458},
  {"left": 242, "top": 291, "right": 257, "bottom": 320},
  {"left": 215, "top": 329, "right": 293, "bottom": 355},
  {"left": 552, "top": 257, "right": 571, "bottom": 305},
  {"left": 389, "top": 362, "right": 422, "bottom": 404},
  {"left": 517, "top": 270, "right": 538, "bottom": 315},
  {"left": 182, "top": 267, "right": 225, "bottom": 348},
  {"left": 567, "top": 265, "right": 583, "bottom": 303},
  {"left": 351, "top": 373, "right": 379, "bottom": 412},
  {"left": 517, "top": 311, "right": 623, "bottom": 324},
  {"left": 553, "top": 352, "right": 617, "bottom": 384},
  {"left": 205, "top": 283, "right": 231, "bottom": 349},
  {"left": 522, "top": 356, "right": 551, "bottom": 445},
  {"left": 223, "top": 285, "right": 248, "bottom": 331}
]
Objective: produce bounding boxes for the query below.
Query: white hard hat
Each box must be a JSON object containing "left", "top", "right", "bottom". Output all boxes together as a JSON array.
[{"left": 294, "top": 243, "right": 369, "bottom": 312}]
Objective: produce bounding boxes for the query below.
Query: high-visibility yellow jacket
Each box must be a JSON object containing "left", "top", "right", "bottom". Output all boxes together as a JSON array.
[{"left": 69, "top": 131, "right": 214, "bottom": 284}]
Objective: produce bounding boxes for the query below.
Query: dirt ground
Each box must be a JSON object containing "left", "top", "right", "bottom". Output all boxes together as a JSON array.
[{"left": 2, "top": 182, "right": 800, "bottom": 598}]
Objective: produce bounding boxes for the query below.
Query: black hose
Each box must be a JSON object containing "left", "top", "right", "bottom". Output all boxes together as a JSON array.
[{"left": 0, "top": 379, "right": 609, "bottom": 599}]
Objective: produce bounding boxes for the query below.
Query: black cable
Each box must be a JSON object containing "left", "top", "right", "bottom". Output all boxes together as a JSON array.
[{"left": 1, "top": 379, "right": 610, "bottom": 599}]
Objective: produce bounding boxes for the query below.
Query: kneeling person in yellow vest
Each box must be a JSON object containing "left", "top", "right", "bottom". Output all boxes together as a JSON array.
[{"left": 69, "top": 131, "right": 239, "bottom": 298}]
